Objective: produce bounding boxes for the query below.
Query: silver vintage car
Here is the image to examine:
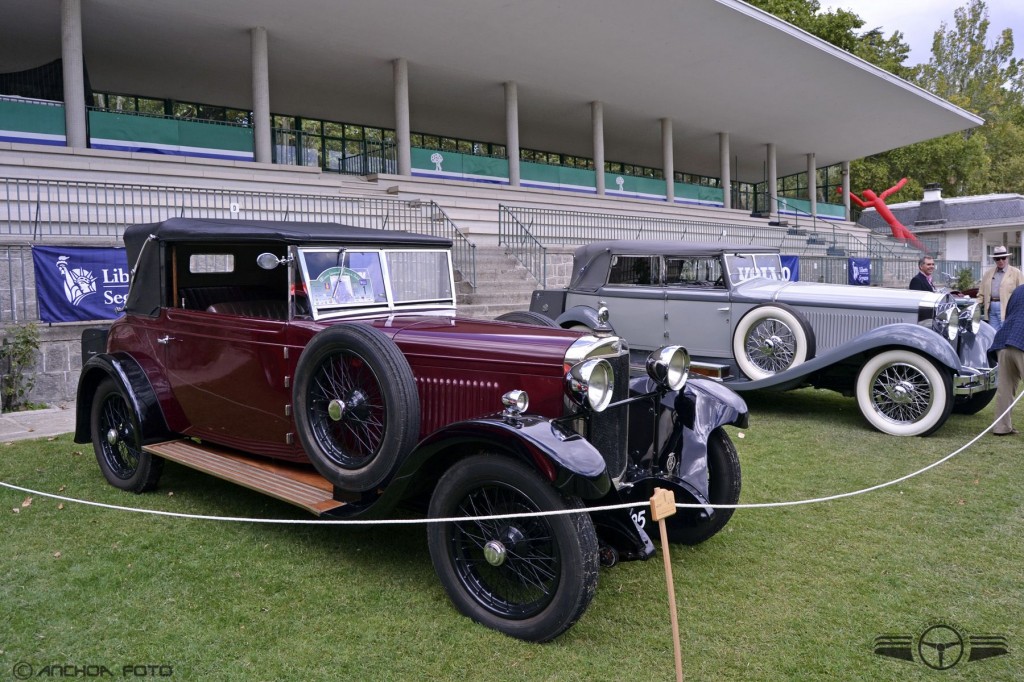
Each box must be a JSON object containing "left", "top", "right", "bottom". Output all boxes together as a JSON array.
[{"left": 518, "top": 241, "right": 997, "bottom": 437}]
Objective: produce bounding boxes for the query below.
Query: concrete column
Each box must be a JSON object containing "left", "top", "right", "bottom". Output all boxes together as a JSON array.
[
  {"left": 504, "top": 82, "right": 520, "bottom": 187},
  {"left": 841, "top": 160, "right": 851, "bottom": 221},
  {"left": 394, "top": 58, "right": 411, "bottom": 176},
  {"left": 250, "top": 27, "right": 271, "bottom": 164},
  {"left": 60, "top": 0, "right": 87, "bottom": 149},
  {"left": 767, "top": 143, "right": 778, "bottom": 218},
  {"left": 592, "top": 101, "right": 605, "bottom": 196},
  {"left": 806, "top": 152, "right": 817, "bottom": 218},
  {"left": 661, "top": 118, "right": 674, "bottom": 203},
  {"left": 719, "top": 132, "right": 731, "bottom": 210}
]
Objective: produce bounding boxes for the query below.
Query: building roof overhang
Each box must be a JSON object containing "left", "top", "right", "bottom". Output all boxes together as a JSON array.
[{"left": 0, "top": 0, "right": 982, "bottom": 182}]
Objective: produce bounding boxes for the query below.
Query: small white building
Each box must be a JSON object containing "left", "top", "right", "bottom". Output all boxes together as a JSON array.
[{"left": 856, "top": 184, "right": 1024, "bottom": 264}]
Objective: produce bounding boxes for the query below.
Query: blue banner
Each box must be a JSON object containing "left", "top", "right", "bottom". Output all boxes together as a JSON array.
[
  {"left": 848, "top": 257, "right": 871, "bottom": 286},
  {"left": 32, "top": 246, "right": 130, "bottom": 322},
  {"left": 780, "top": 255, "right": 799, "bottom": 282}
]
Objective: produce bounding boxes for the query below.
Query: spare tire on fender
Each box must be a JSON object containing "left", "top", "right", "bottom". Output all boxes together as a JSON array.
[
  {"left": 732, "top": 303, "right": 815, "bottom": 380},
  {"left": 293, "top": 324, "right": 420, "bottom": 492}
]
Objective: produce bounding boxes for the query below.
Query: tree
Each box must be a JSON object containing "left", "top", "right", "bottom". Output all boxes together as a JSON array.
[{"left": 917, "top": 0, "right": 1022, "bottom": 120}]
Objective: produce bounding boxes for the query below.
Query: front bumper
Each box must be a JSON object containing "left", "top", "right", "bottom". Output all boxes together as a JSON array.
[{"left": 954, "top": 365, "right": 998, "bottom": 396}]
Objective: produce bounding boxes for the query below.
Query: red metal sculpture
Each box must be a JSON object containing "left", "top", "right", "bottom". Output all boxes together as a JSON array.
[{"left": 841, "top": 178, "right": 925, "bottom": 251}]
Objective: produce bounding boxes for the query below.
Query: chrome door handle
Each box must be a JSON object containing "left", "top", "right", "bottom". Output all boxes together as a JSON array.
[
  {"left": 717, "top": 307, "right": 730, "bottom": 312},
  {"left": 157, "top": 335, "right": 175, "bottom": 345}
]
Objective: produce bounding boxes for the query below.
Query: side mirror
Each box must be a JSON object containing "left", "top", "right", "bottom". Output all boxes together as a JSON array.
[{"left": 257, "top": 253, "right": 282, "bottom": 270}]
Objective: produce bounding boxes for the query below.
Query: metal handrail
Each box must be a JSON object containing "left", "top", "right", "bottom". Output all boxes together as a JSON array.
[{"left": 498, "top": 205, "right": 548, "bottom": 285}]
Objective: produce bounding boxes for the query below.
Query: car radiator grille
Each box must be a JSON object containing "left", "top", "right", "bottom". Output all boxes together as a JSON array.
[
  {"left": 416, "top": 376, "right": 502, "bottom": 435},
  {"left": 801, "top": 312, "right": 905, "bottom": 354},
  {"left": 584, "top": 352, "right": 630, "bottom": 481}
]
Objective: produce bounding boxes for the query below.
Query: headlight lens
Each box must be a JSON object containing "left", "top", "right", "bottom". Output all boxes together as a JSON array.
[
  {"left": 958, "top": 300, "right": 982, "bottom": 335},
  {"left": 566, "top": 358, "right": 614, "bottom": 412},
  {"left": 646, "top": 346, "right": 690, "bottom": 391}
]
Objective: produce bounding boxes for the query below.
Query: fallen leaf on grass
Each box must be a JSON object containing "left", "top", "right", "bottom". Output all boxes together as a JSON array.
[
  {"left": 10, "top": 507, "right": 19, "bottom": 514},
  {"left": 21, "top": 497, "right": 32, "bottom": 508},
  {"left": 167, "top": 491, "right": 174, "bottom": 497},
  {"left": 58, "top": 485, "right": 66, "bottom": 492},
  {"left": 47, "top": 437, "right": 56, "bottom": 442},
  {"left": 53, "top": 551, "right": 62, "bottom": 559},
  {"left": 57, "top": 503, "right": 64, "bottom": 510}
]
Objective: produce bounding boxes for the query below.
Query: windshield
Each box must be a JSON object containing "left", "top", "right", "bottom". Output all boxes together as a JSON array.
[
  {"left": 725, "top": 253, "right": 786, "bottom": 285},
  {"left": 298, "top": 247, "right": 454, "bottom": 317}
]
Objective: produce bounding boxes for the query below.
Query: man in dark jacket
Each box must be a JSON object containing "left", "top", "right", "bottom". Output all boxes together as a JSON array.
[
  {"left": 991, "top": 282, "right": 1024, "bottom": 435},
  {"left": 909, "top": 255, "right": 936, "bottom": 291}
]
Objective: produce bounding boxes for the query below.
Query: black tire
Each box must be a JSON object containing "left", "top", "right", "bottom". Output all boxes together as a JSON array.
[
  {"left": 855, "top": 350, "right": 953, "bottom": 437},
  {"left": 495, "top": 311, "right": 558, "bottom": 327},
  {"left": 665, "top": 427, "right": 741, "bottom": 545},
  {"left": 427, "top": 455, "right": 599, "bottom": 642},
  {"left": 953, "top": 388, "right": 996, "bottom": 415},
  {"left": 732, "top": 303, "right": 815, "bottom": 380},
  {"left": 293, "top": 324, "right": 420, "bottom": 492},
  {"left": 91, "top": 378, "right": 162, "bottom": 492}
]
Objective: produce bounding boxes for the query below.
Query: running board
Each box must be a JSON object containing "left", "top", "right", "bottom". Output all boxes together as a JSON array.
[{"left": 144, "top": 440, "right": 345, "bottom": 516}]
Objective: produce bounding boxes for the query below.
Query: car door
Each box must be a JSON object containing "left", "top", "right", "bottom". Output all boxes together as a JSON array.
[
  {"left": 662, "top": 255, "right": 732, "bottom": 359},
  {"left": 584, "top": 254, "right": 666, "bottom": 351},
  {"left": 158, "top": 308, "right": 295, "bottom": 455}
]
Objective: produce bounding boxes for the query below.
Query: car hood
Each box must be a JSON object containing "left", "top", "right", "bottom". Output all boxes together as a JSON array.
[
  {"left": 371, "top": 316, "right": 583, "bottom": 376},
  {"left": 734, "top": 278, "right": 947, "bottom": 313}
]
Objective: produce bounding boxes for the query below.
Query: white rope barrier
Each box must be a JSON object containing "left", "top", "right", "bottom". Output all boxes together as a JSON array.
[{"left": 2, "top": 389, "right": 1020, "bottom": 525}]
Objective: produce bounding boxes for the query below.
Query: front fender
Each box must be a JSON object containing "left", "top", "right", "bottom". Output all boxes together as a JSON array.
[
  {"left": 388, "top": 413, "right": 612, "bottom": 501},
  {"left": 959, "top": 321, "right": 996, "bottom": 368},
  {"left": 732, "top": 323, "right": 963, "bottom": 391},
  {"left": 628, "top": 376, "right": 747, "bottom": 500},
  {"left": 74, "top": 353, "right": 173, "bottom": 445},
  {"left": 554, "top": 305, "right": 615, "bottom": 333}
]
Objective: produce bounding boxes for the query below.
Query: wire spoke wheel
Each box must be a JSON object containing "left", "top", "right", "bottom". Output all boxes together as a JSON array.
[
  {"left": 744, "top": 318, "right": 797, "bottom": 374},
  {"left": 308, "top": 349, "right": 387, "bottom": 468},
  {"left": 90, "top": 378, "right": 162, "bottom": 492},
  {"left": 449, "top": 484, "right": 560, "bottom": 617},
  {"left": 855, "top": 350, "right": 953, "bottom": 436},
  {"left": 97, "top": 390, "right": 141, "bottom": 478},
  {"left": 733, "top": 304, "right": 814, "bottom": 380},
  {"left": 869, "top": 362, "right": 933, "bottom": 423},
  {"left": 428, "top": 455, "right": 598, "bottom": 642}
]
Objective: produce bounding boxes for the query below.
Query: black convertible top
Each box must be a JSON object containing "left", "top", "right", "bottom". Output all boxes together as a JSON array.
[{"left": 124, "top": 217, "right": 452, "bottom": 264}]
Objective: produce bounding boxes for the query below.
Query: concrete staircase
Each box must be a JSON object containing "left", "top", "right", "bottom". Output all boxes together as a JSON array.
[{"left": 455, "top": 247, "right": 539, "bottom": 319}]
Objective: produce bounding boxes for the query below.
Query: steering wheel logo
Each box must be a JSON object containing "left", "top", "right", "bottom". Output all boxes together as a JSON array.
[{"left": 917, "top": 624, "right": 964, "bottom": 670}]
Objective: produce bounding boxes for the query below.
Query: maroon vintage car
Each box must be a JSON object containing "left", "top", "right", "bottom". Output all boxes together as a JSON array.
[{"left": 74, "top": 218, "right": 748, "bottom": 641}]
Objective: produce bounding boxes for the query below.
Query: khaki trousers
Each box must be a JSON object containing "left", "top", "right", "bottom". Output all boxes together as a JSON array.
[{"left": 994, "top": 346, "right": 1024, "bottom": 434}]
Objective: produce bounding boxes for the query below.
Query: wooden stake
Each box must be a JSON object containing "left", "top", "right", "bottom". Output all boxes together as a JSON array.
[{"left": 651, "top": 487, "right": 683, "bottom": 682}]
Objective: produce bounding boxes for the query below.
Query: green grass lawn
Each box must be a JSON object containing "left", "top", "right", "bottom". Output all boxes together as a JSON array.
[{"left": 1, "top": 388, "right": 1021, "bottom": 681}]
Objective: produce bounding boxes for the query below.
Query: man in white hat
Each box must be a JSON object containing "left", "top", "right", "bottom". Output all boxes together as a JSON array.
[{"left": 978, "top": 245, "right": 1024, "bottom": 333}]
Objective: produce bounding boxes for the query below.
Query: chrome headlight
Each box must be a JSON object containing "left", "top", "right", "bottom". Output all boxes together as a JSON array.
[
  {"left": 958, "top": 300, "right": 982, "bottom": 335},
  {"left": 501, "top": 390, "right": 529, "bottom": 416},
  {"left": 646, "top": 346, "right": 690, "bottom": 391},
  {"left": 566, "top": 358, "right": 614, "bottom": 412},
  {"left": 933, "top": 300, "right": 959, "bottom": 343}
]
